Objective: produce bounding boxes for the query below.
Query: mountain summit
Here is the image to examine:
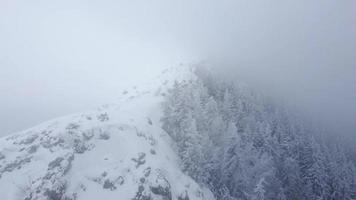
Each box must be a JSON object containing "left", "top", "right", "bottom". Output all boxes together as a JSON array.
[{"left": 0, "top": 66, "right": 214, "bottom": 200}]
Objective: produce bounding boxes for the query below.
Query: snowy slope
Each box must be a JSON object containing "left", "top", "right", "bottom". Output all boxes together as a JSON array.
[{"left": 0, "top": 66, "right": 214, "bottom": 200}]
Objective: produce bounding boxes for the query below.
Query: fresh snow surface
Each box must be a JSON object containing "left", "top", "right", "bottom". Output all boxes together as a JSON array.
[{"left": 0, "top": 66, "right": 214, "bottom": 200}]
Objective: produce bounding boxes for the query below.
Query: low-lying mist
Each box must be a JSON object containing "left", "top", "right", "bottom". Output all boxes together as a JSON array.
[{"left": 190, "top": 0, "right": 356, "bottom": 140}]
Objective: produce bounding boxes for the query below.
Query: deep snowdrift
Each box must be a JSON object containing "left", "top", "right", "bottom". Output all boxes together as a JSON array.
[{"left": 0, "top": 67, "right": 214, "bottom": 200}]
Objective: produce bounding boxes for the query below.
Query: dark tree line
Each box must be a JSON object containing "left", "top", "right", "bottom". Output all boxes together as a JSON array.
[{"left": 161, "top": 67, "right": 356, "bottom": 200}]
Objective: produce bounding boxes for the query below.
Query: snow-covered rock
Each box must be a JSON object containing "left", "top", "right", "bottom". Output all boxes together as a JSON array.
[{"left": 0, "top": 66, "right": 214, "bottom": 200}]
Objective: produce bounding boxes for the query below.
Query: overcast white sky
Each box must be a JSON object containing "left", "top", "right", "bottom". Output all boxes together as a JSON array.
[
  {"left": 0, "top": 0, "right": 199, "bottom": 135},
  {"left": 1, "top": 0, "right": 355, "bottom": 136}
]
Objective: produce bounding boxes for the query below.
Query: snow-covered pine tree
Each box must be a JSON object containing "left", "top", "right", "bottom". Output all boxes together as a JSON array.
[{"left": 161, "top": 66, "right": 356, "bottom": 200}]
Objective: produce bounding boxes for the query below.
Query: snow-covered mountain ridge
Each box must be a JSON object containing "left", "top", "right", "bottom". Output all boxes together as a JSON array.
[{"left": 0, "top": 66, "right": 214, "bottom": 200}]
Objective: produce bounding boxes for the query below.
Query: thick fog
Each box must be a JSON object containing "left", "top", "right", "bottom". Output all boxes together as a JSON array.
[
  {"left": 1, "top": 0, "right": 355, "bottom": 136},
  {"left": 0, "top": 0, "right": 198, "bottom": 135}
]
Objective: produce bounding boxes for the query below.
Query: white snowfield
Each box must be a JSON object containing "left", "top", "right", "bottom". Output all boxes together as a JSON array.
[{"left": 0, "top": 67, "right": 214, "bottom": 200}]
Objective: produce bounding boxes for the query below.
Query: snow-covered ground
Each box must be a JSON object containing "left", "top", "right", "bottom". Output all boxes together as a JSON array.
[{"left": 0, "top": 66, "right": 214, "bottom": 200}]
